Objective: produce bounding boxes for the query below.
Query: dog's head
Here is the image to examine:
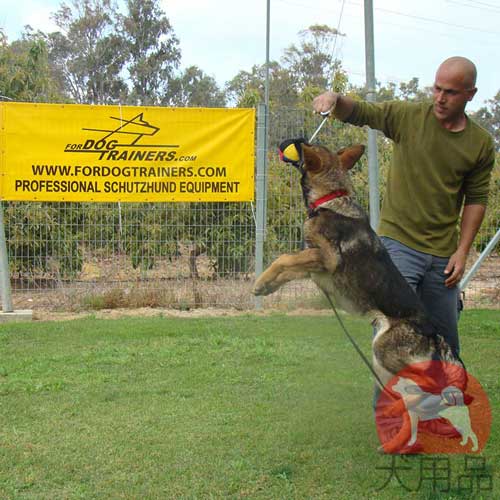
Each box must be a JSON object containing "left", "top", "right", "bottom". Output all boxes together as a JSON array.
[{"left": 279, "top": 139, "right": 365, "bottom": 207}]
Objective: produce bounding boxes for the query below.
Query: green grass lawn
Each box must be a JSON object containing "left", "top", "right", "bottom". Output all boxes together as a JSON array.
[{"left": 0, "top": 310, "right": 498, "bottom": 499}]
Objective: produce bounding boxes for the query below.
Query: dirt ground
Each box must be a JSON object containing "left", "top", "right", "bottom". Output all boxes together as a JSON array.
[
  {"left": 30, "top": 306, "right": 341, "bottom": 323},
  {"left": 8, "top": 250, "right": 499, "bottom": 322}
]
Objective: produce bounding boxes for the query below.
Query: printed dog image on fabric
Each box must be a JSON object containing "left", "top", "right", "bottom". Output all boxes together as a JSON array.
[{"left": 375, "top": 360, "right": 491, "bottom": 454}]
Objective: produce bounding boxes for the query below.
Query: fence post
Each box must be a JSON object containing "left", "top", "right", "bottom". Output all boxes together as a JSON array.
[
  {"left": 0, "top": 201, "right": 32, "bottom": 321},
  {"left": 460, "top": 227, "right": 500, "bottom": 291},
  {"left": 0, "top": 201, "right": 13, "bottom": 312},
  {"left": 364, "top": 0, "right": 380, "bottom": 230},
  {"left": 254, "top": 103, "right": 268, "bottom": 310}
]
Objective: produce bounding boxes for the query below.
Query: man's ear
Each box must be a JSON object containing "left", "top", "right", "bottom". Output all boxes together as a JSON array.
[
  {"left": 302, "top": 144, "right": 322, "bottom": 172},
  {"left": 467, "top": 87, "right": 477, "bottom": 102},
  {"left": 337, "top": 144, "right": 365, "bottom": 170}
]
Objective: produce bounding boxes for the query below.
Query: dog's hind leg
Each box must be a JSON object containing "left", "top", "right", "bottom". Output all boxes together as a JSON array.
[
  {"left": 253, "top": 248, "right": 326, "bottom": 296},
  {"left": 469, "top": 431, "right": 479, "bottom": 452},
  {"left": 407, "top": 411, "right": 418, "bottom": 446}
]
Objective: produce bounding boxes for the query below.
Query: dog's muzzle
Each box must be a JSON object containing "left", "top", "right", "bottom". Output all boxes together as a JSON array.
[
  {"left": 278, "top": 137, "right": 312, "bottom": 209},
  {"left": 278, "top": 138, "right": 308, "bottom": 174}
]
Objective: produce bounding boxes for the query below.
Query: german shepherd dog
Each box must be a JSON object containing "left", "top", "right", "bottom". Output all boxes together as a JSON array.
[{"left": 253, "top": 140, "right": 463, "bottom": 391}]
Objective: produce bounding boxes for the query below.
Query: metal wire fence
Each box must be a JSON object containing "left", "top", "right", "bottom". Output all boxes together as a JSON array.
[{"left": 4, "top": 108, "right": 500, "bottom": 312}]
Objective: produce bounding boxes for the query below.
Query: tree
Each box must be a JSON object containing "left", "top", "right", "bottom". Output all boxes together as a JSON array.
[
  {"left": 281, "top": 24, "right": 345, "bottom": 93},
  {"left": 350, "top": 77, "right": 432, "bottom": 103},
  {"left": 0, "top": 28, "right": 63, "bottom": 102},
  {"left": 120, "top": 0, "right": 181, "bottom": 105},
  {"left": 226, "top": 25, "right": 346, "bottom": 111},
  {"left": 225, "top": 65, "right": 263, "bottom": 107},
  {"left": 472, "top": 90, "right": 500, "bottom": 150},
  {"left": 398, "top": 77, "right": 432, "bottom": 102},
  {"left": 166, "top": 66, "right": 225, "bottom": 107},
  {"left": 47, "top": 0, "right": 127, "bottom": 104},
  {"left": 226, "top": 61, "right": 300, "bottom": 109}
]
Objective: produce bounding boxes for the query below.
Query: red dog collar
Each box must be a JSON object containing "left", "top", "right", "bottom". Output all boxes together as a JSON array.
[{"left": 309, "top": 190, "right": 348, "bottom": 211}]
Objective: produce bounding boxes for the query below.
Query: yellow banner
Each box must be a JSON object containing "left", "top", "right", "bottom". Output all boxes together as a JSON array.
[{"left": 0, "top": 103, "right": 255, "bottom": 202}]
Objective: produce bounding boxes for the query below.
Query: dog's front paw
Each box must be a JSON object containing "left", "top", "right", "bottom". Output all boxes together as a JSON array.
[{"left": 253, "top": 278, "right": 274, "bottom": 296}]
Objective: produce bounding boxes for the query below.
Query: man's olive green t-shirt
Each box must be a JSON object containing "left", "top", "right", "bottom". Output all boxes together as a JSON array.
[{"left": 346, "top": 101, "right": 495, "bottom": 257}]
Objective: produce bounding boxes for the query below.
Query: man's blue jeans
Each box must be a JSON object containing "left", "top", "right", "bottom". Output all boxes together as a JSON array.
[{"left": 380, "top": 236, "right": 462, "bottom": 354}]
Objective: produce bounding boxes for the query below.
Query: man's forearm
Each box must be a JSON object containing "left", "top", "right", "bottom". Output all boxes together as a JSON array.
[
  {"left": 444, "top": 204, "right": 486, "bottom": 287},
  {"left": 457, "top": 204, "right": 486, "bottom": 255}
]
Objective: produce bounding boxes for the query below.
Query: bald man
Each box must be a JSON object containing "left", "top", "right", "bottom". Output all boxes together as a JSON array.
[{"left": 313, "top": 57, "right": 495, "bottom": 357}]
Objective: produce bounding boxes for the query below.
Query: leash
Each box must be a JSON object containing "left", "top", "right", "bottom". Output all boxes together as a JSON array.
[
  {"left": 320, "top": 288, "right": 388, "bottom": 392},
  {"left": 309, "top": 109, "right": 333, "bottom": 143}
]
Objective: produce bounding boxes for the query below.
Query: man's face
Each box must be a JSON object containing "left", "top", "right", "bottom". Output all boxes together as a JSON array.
[{"left": 432, "top": 66, "right": 476, "bottom": 123}]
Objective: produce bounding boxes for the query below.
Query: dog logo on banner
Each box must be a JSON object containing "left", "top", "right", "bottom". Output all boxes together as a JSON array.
[
  {"left": 375, "top": 361, "right": 491, "bottom": 454},
  {"left": 64, "top": 113, "right": 179, "bottom": 156}
]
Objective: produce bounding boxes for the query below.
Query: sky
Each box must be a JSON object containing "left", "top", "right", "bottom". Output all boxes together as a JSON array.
[{"left": 1, "top": 0, "right": 500, "bottom": 111}]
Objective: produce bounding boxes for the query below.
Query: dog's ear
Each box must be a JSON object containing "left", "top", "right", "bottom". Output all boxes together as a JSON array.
[
  {"left": 302, "top": 144, "right": 322, "bottom": 172},
  {"left": 337, "top": 144, "right": 365, "bottom": 170}
]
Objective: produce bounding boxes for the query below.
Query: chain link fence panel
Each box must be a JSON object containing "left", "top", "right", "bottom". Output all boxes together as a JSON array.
[{"left": 4, "top": 108, "right": 499, "bottom": 312}]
